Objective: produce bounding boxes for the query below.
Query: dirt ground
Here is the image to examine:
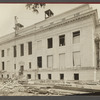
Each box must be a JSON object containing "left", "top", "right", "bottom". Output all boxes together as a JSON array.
[{"left": 0, "top": 79, "right": 100, "bottom": 96}]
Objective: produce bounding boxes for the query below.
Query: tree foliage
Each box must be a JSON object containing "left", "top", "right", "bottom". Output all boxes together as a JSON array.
[{"left": 25, "top": 3, "right": 46, "bottom": 13}]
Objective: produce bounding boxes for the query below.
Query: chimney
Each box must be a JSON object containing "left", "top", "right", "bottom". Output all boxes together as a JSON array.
[{"left": 45, "top": 9, "right": 54, "bottom": 19}]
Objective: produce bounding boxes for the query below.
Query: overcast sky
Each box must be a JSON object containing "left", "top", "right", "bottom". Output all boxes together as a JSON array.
[{"left": 0, "top": 4, "right": 100, "bottom": 37}]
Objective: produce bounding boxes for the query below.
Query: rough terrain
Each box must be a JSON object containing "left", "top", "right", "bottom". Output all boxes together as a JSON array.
[{"left": 0, "top": 79, "right": 100, "bottom": 96}]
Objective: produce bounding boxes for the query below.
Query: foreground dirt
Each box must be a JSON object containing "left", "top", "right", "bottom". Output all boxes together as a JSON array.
[{"left": 0, "top": 80, "right": 100, "bottom": 96}]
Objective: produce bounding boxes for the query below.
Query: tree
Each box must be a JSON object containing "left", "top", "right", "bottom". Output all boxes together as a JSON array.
[{"left": 25, "top": 3, "right": 46, "bottom": 13}]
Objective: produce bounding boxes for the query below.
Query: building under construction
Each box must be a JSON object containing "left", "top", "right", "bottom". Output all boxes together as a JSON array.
[{"left": 0, "top": 4, "right": 100, "bottom": 81}]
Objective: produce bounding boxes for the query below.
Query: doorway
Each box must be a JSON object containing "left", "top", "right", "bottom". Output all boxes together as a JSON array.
[{"left": 19, "top": 66, "right": 24, "bottom": 75}]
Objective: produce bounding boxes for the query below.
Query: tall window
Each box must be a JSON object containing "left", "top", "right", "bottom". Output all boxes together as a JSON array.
[
  {"left": 73, "top": 31, "right": 80, "bottom": 44},
  {"left": 29, "top": 62, "right": 31, "bottom": 69},
  {"left": 13, "top": 46, "right": 17, "bottom": 57},
  {"left": 2, "top": 62, "right": 5, "bottom": 70},
  {"left": 37, "top": 56, "right": 42, "bottom": 68},
  {"left": 1, "top": 50, "right": 4, "bottom": 57},
  {"left": 59, "top": 53, "right": 65, "bottom": 69},
  {"left": 47, "top": 38, "right": 53, "bottom": 48},
  {"left": 59, "top": 35, "right": 65, "bottom": 46},
  {"left": 47, "top": 55, "right": 53, "bottom": 68},
  {"left": 73, "top": 51, "right": 81, "bottom": 67},
  {"left": 28, "top": 42, "right": 32, "bottom": 55},
  {"left": 20, "top": 44, "right": 24, "bottom": 56}
]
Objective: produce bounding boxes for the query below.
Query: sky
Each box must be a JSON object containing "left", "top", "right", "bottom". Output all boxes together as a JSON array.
[{"left": 0, "top": 4, "right": 100, "bottom": 37}]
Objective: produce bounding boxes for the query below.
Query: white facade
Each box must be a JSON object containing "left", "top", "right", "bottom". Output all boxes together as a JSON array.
[{"left": 0, "top": 4, "right": 100, "bottom": 81}]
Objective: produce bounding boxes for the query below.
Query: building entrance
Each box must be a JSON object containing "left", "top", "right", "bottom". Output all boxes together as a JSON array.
[{"left": 19, "top": 66, "right": 24, "bottom": 75}]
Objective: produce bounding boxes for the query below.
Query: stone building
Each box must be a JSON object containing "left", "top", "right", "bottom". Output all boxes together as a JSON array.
[{"left": 0, "top": 4, "right": 100, "bottom": 81}]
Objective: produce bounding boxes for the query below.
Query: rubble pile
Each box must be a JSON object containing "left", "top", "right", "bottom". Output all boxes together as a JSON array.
[
  {"left": 25, "top": 86, "right": 71, "bottom": 96},
  {"left": 0, "top": 80, "right": 25, "bottom": 96},
  {"left": 0, "top": 79, "right": 100, "bottom": 96}
]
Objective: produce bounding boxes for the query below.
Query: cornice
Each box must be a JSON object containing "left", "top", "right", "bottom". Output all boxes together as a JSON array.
[{"left": 0, "top": 9, "right": 97, "bottom": 45}]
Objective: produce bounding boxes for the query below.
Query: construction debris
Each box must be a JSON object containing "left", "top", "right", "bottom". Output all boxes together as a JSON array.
[
  {"left": 0, "top": 79, "right": 100, "bottom": 96},
  {"left": 0, "top": 80, "right": 25, "bottom": 96}
]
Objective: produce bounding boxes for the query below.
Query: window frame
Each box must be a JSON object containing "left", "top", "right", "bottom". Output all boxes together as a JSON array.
[
  {"left": 28, "top": 41, "right": 32, "bottom": 55},
  {"left": 38, "top": 74, "right": 41, "bottom": 79},
  {"left": 2, "top": 62, "right": 5, "bottom": 70},
  {"left": 1, "top": 50, "right": 4, "bottom": 57},
  {"left": 60, "top": 74, "right": 64, "bottom": 80},
  {"left": 20, "top": 44, "right": 24, "bottom": 56},
  {"left": 47, "top": 55, "right": 53, "bottom": 68},
  {"left": 37, "top": 56, "right": 42, "bottom": 68},
  {"left": 73, "top": 31, "right": 80, "bottom": 44},
  {"left": 47, "top": 38, "right": 53, "bottom": 49},
  {"left": 48, "top": 74, "right": 52, "bottom": 80},
  {"left": 13, "top": 45, "right": 17, "bottom": 57},
  {"left": 73, "top": 51, "right": 81, "bottom": 67},
  {"left": 29, "top": 62, "right": 31, "bottom": 69},
  {"left": 74, "top": 73, "right": 79, "bottom": 80},
  {"left": 59, "top": 34, "right": 65, "bottom": 46},
  {"left": 27, "top": 74, "right": 31, "bottom": 79},
  {"left": 59, "top": 53, "right": 65, "bottom": 69}
]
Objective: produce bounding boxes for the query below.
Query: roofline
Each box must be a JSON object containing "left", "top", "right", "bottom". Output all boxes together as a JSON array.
[
  {"left": 0, "top": 9, "right": 97, "bottom": 45},
  {"left": 0, "top": 4, "right": 90, "bottom": 39},
  {"left": 0, "top": 4, "right": 98, "bottom": 45}
]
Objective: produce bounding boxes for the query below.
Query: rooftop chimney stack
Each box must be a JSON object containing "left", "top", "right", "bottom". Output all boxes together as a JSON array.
[{"left": 45, "top": 9, "right": 54, "bottom": 19}]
